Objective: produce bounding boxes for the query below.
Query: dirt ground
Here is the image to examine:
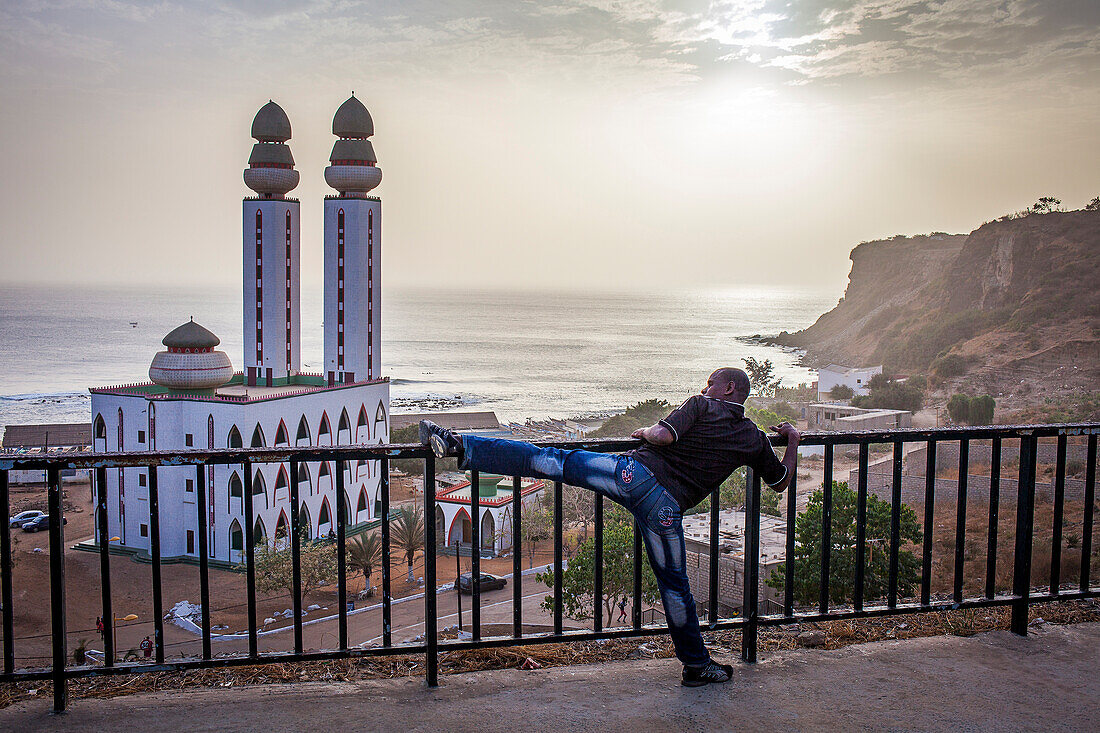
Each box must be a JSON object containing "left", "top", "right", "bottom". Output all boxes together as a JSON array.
[{"left": 4, "top": 477, "right": 570, "bottom": 668}]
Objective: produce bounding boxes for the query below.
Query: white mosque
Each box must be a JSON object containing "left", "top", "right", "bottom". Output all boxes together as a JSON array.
[{"left": 90, "top": 96, "right": 390, "bottom": 564}]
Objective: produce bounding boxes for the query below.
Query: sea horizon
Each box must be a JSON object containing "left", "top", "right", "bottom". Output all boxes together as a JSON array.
[{"left": 0, "top": 281, "right": 839, "bottom": 433}]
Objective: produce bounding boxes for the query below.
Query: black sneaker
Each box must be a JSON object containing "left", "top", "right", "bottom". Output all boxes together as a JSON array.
[
  {"left": 418, "top": 420, "right": 462, "bottom": 460},
  {"left": 681, "top": 660, "right": 734, "bottom": 687}
]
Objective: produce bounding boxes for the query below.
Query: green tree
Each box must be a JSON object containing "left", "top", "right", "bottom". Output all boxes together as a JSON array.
[
  {"left": 766, "top": 482, "right": 922, "bottom": 606},
  {"left": 391, "top": 504, "right": 425, "bottom": 583},
  {"left": 743, "top": 357, "right": 782, "bottom": 397},
  {"left": 249, "top": 530, "right": 339, "bottom": 602},
  {"left": 522, "top": 500, "right": 554, "bottom": 568},
  {"left": 591, "top": 399, "right": 674, "bottom": 438},
  {"left": 947, "top": 393, "right": 971, "bottom": 424},
  {"left": 536, "top": 522, "right": 660, "bottom": 622},
  {"left": 852, "top": 376, "right": 923, "bottom": 413},
  {"left": 829, "top": 384, "right": 855, "bottom": 400},
  {"left": 347, "top": 532, "right": 381, "bottom": 596},
  {"left": 969, "top": 395, "right": 995, "bottom": 425},
  {"left": 760, "top": 487, "right": 782, "bottom": 517}
]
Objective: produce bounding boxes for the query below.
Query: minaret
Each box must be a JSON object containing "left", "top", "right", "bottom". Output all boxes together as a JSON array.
[
  {"left": 323, "top": 94, "right": 382, "bottom": 384},
  {"left": 243, "top": 100, "right": 301, "bottom": 387}
]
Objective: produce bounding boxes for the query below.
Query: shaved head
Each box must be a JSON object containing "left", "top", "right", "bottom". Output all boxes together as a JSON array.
[{"left": 711, "top": 367, "right": 750, "bottom": 399}]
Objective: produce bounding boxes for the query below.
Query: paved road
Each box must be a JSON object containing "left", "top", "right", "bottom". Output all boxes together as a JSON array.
[{"left": 5, "top": 621, "right": 1098, "bottom": 731}]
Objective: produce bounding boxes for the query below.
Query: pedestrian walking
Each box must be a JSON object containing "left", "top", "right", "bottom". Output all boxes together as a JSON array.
[{"left": 618, "top": 597, "right": 628, "bottom": 624}]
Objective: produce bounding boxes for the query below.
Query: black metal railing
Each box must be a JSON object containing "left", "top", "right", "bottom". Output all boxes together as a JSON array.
[{"left": 1, "top": 423, "right": 1097, "bottom": 712}]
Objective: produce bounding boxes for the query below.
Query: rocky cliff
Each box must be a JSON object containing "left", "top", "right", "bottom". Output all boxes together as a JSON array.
[{"left": 776, "top": 209, "right": 1100, "bottom": 403}]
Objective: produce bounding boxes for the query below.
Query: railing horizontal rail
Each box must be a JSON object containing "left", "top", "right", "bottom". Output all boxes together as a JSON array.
[{"left": 1, "top": 422, "right": 1097, "bottom": 713}]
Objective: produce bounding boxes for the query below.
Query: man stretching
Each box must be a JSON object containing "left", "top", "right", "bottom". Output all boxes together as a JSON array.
[{"left": 420, "top": 367, "right": 800, "bottom": 687}]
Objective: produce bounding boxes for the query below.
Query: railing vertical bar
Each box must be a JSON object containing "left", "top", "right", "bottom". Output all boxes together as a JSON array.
[
  {"left": 1050, "top": 435, "right": 1066, "bottom": 595},
  {"left": 47, "top": 466, "right": 67, "bottom": 713},
  {"left": 470, "top": 469, "right": 482, "bottom": 640},
  {"left": 195, "top": 463, "right": 211, "bottom": 660},
  {"left": 985, "top": 438, "right": 1001, "bottom": 600},
  {"left": 96, "top": 466, "right": 114, "bottom": 667},
  {"left": 1081, "top": 434, "right": 1096, "bottom": 591},
  {"left": 148, "top": 465, "right": 164, "bottom": 664},
  {"left": 424, "top": 453, "right": 438, "bottom": 687},
  {"left": 335, "top": 459, "right": 348, "bottom": 651},
  {"left": 921, "top": 440, "right": 936, "bottom": 606},
  {"left": 709, "top": 484, "right": 719, "bottom": 628},
  {"left": 854, "top": 443, "right": 868, "bottom": 611},
  {"left": 0, "top": 470, "right": 13, "bottom": 674},
  {"left": 819, "top": 444, "right": 833, "bottom": 614},
  {"left": 512, "top": 475, "right": 522, "bottom": 638},
  {"left": 783, "top": 468, "right": 796, "bottom": 616},
  {"left": 553, "top": 480, "right": 563, "bottom": 635},
  {"left": 242, "top": 459, "right": 258, "bottom": 658},
  {"left": 289, "top": 459, "right": 303, "bottom": 655},
  {"left": 741, "top": 469, "right": 760, "bottom": 663},
  {"left": 594, "top": 494, "right": 604, "bottom": 632},
  {"left": 887, "top": 441, "right": 902, "bottom": 609},
  {"left": 380, "top": 457, "right": 392, "bottom": 647},
  {"left": 1011, "top": 435, "right": 1037, "bottom": 635},
  {"left": 953, "top": 439, "right": 969, "bottom": 603},
  {"left": 632, "top": 521, "right": 642, "bottom": 630}
]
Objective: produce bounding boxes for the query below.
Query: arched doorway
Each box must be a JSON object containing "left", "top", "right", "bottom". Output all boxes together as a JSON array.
[
  {"left": 449, "top": 508, "right": 471, "bottom": 547},
  {"left": 481, "top": 512, "right": 495, "bottom": 551}
]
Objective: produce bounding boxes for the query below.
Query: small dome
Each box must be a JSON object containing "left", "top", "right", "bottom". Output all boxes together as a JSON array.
[
  {"left": 251, "top": 101, "right": 292, "bottom": 142},
  {"left": 329, "top": 139, "right": 376, "bottom": 163},
  {"left": 162, "top": 319, "right": 220, "bottom": 349},
  {"left": 248, "top": 143, "right": 296, "bottom": 167},
  {"left": 332, "top": 95, "right": 374, "bottom": 138}
]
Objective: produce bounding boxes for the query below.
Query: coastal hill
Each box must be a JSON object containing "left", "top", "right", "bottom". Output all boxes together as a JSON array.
[{"left": 775, "top": 209, "right": 1100, "bottom": 415}]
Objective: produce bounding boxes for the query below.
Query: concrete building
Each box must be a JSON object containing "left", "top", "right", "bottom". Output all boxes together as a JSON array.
[
  {"left": 89, "top": 98, "right": 391, "bottom": 564},
  {"left": 434, "top": 472, "right": 547, "bottom": 556},
  {"left": 816, "top": 364, "right": 883, "bottom": 401},
  {"left": 682, "top": 509, "right": 786, "bottom": 617},
  {"left": 806, "top": 403, "right": 912, "bottom": 431},
  {"left": 2, "top": 423, "right": 92, "bottom": 484}
]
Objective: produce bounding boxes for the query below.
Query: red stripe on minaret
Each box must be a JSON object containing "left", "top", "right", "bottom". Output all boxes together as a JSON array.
[
  {"left": 337, "top": 209, "right": 345, "bottom": 373},
  {"left": 367, "top": 209, "right": 373, "bottom": 379},
  {"left": 255, "top": 210, "right": 263, "bottom": 364},
  {"left": 285, "top": 209, "right": 292, "bottom": 374}
]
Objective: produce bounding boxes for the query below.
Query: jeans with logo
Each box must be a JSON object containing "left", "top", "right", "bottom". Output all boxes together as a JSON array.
[{"left": 461, "top": 435, "right": 710, "bottom": 666}]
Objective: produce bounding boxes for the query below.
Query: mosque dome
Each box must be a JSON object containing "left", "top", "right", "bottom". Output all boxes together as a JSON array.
[
  {"left": 245, "top": 100, "right": 299, "bottom": 197},
  {"left": 149, "top": 319, "right": 234, "bottom": 391},
  {"left": 332, "top": 95, "right": 374, "bottom": 139},
  {"left": 326, "top": 94, "right": 381, "bottom": 196},
  {"left": 251, "top": 101, "right": 292, "bottom": 142}
]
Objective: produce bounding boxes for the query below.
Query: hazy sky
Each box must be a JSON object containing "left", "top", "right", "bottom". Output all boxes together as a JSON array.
[{"left": 1, "top": 0, "right": 1097, "bottom": 293}]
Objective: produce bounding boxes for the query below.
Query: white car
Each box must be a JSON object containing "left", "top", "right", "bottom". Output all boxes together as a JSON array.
[{"left": 9, "top": 510, "right": 45, "bottom": 528}]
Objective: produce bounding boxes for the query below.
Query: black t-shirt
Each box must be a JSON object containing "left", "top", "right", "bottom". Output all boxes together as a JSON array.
[{"left": 631, "top": 395, "right": 787, "bottom": 510}]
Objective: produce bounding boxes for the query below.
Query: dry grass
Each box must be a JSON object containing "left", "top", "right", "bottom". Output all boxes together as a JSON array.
[{"left": 3, "top": 599, "right": 1097, "bottom": 710}]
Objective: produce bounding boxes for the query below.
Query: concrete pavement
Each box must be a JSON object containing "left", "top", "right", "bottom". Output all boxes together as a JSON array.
[{"left": 4, "top": 622, "right": 1098, "bottom": 731}]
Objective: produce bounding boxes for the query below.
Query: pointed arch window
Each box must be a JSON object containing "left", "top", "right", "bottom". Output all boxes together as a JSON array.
[
  {"left": 94, "top": 414, "right": 106, "bottom": 439},
  {"left": 253, "top": 470, "right": 268, "bottom": 510},
  {"left": 299, "top": 504, "right": 312, "bottom": 539},
  {"left": 319, "top": 462, "right": 331, "bottom": 479},
  {"left": 251, "top": 424, "right": 265, "bottom": 448},
  {"left": 337, "top": 408, "right": 351, "bottom": 443},
  {"left": 275, "top": 512, "right": 289, "bottom": 543},
  {"left": 297, "top": 463, "right": 312, "bottom": 494},
  {"left": 229, "top": 471, "right": 243, "bottom": 500},
  {"left": 318, "top": 413, "right": 331, "bottom": 444},
  {"left": 356, "top": 406, "right": 369, "bottom": 442},
  {"left": 229, "top": 520, "right": 244, "bottom": 553},
  {"left": 274, "top": 421, "right": 289, "bottom": 446},
  {"left": 228, "top": 426, "right": 243, "bottom": 449},
  {"left": 318, "top": 500, "right": 331, "bottom": 527},
  {"left": 357, "top": 488, "right": 368, "bottom": 513},
  {"left": 253, "top": 516, "right": 267, "bottom": 545},
  {"left": 275, "top": 467, "right": 288, "bottom": 495},
  {"left": 296, "top": 415, "right": 310, "bottom": 444}
]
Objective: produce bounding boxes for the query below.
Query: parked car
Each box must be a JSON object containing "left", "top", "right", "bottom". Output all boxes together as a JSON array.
[
  {"left": 9, "top": 510, "right": 45, "bottom": 528},
  {"left": 21, "top": 514, "right": 66, "bottom": 532},
  {"left": 456, "top": 572, "right": 507, "bottom": 594}
]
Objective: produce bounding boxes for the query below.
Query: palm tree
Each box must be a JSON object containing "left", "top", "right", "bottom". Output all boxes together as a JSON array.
[
  {"left": 347, "top": 532, "right": 381, "bottom": 596},
  {"left": 391, "top": 504, "right": 425, "bottom": 583}
]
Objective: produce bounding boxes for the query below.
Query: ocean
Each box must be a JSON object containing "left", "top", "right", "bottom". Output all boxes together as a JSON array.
[{"left": 0, "top": 283, "right": 837, "bottom": 432}]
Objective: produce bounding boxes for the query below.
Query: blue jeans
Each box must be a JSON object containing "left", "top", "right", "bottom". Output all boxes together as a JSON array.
[{"left": 461, "top": 435, "right": 710, "bottom": 666}]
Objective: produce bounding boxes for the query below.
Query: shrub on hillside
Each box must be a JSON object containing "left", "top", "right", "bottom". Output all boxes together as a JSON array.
[{"left": 932, "top": 353, "right": 969, "bottom": 377}]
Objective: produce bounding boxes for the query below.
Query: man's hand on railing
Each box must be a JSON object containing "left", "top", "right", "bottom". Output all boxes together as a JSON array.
[
  {"left": 769, "top": 422, "right": 801, "bottom": 493},
  {"left": 630, "top": 423, "right": 674, "bottom": 446},
  {"left": 769, "top": 422, "right": 801, "bottom": 445}
]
